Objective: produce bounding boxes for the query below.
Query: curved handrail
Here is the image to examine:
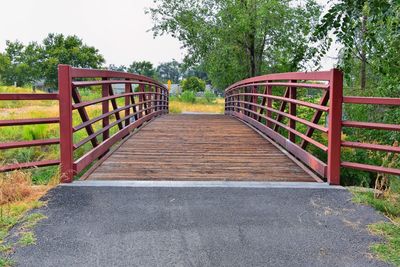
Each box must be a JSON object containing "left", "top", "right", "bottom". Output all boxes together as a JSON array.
[
  {"left": 69, "top": 67, "right": 167, "bottom": 89},
  {"left": 225, "top": 69, "right": 400, "bottom": 184},
  {"left": 226, "top": 70, "right": 331, "bottom": 93},
  {"left": 59, "top": 65, "right": 169, "bottom": 182},
  {"left": 224, "top": 69, "right": 342, "bottom": 184}
]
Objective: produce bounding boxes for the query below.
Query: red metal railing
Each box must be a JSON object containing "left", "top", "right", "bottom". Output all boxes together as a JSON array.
[
  {"left": 341, "top": 97, "right": 400, "bottom": 176},
  {"left": 58, "top": 65, "right": 169, "bottom": 182},
  {"left": 225, "top": 68, "right": 400, "bottom": 184},
  {"left": 0, "top": 94, "right": 60, "bottom": 171},
  {"left": 0, "top": 65, "right": 169, "bottom": 182}
]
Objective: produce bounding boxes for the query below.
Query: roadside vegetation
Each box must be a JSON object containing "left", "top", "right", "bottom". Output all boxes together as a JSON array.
[
  {"left": 0, "top": 171, "right": 53, "bottom": 266},
  {"left": 351, "top": 179, "right": 400, "bottom": 266}
]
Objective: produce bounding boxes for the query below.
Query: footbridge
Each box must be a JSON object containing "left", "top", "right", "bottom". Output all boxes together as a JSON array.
[{"left": 1, "top": 65, "right": 399, "bottom": 185}]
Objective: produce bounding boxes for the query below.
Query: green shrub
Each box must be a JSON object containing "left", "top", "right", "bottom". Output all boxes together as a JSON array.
[
  {"left": 181, "top": 77, "right": 205, "bottom": 92},
  {"left": 204, "top": 90, "right": 216, "bottom": 103},
  {"left": 180, "top": 91, "right": 196, "bottom": 103}
]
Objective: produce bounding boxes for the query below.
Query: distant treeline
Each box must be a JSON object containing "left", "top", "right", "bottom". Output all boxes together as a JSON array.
[{"left": 0, "top": 33, "right": 207, "bottom": 90}]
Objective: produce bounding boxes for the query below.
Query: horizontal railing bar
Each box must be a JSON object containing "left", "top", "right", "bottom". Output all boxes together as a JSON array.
[
  {"left": 0, "top": 159, "right": 60, "bottom": 172},
  {"left": 341, "top": 161, "right": 400, "bottom": 176},
  {"left": 342, "top": 121, "right": 400, "bottom": 131},
  {"left": 226, "top": 100, "right": 328, "bottom": 133},
  {"left": 227, "top": 110, "right": 327, "bottom": 177},
  {"left": 227, "top": 93, "right": 329, "bottom": 112},
  {"left": 0, "top": 118, "right": 60, "bottom": 127},
  {"left": 0, "top": 93, "right": 59, "bottom": 100},
  {"left": 73, "top": 99, "right": 163, "bottom": 132},
  {"left": 74, "top": 111, "right": 163, "bottom": 173},
  {"left": 68, "top": 66, "right": 166, "bottom": 89},
  {"left": 341, "top": 141, "right": 400, "bottom": 153},
  {"left": 73, "top": 105, "right": 167, "bottom": 150},
  {"left": 226, "top": 70, "right": 332, "bottom": 92},
  {"left": 0, "top": 138, "right": 60, "bottom": 150},
  {"left": 343, "top": 96, "right": 400, "bottom": 105},
  {"left": 228, "top": 82, "right": 329, "bottom": 92},
  {"left": 226, "top": 105, "right": 328, "bottom": 151},
  {"left": 72, "top": 92, "right": 164, "bottom": 110},
  {"left": 72, "top": 80, "right": 167, "bottom": 88}
]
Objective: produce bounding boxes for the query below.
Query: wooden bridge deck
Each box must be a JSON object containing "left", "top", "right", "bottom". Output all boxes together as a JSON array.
[{"left": 86, "top": 114, "right": 318, "bottom": 182}]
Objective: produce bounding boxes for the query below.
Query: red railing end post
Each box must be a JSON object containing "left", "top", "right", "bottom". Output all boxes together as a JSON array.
[
  {"left": 58, "top": 64, "right": 74, "bottom": 183},
  {"left": 327, "top": 68, "right": 343, "bottom": 185}
]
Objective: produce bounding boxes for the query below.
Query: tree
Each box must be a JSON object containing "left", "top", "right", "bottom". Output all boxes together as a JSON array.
[
  {"left": 149, "top": 0, "right": 321, "bottom": 89},
  {"left": 181, "top": 76, "right": 206, "bottom": 92},
  {"left": 0, "top": 34, "right": 105, "bottom": 88},
  {"left": 156, "top": 60, "right": 181, "bottom": 83},
  {"left": 40, "top": 33, "right": 105, "bottom": 88},
  {"left": 314, "top": 0, "right": 394, "bottom": 91},
  {"left": 182, "top": 63, "right": 209, "bottom": 82},
  {"left": 108, "top": 64, "right": 127, "bottom": 72},
  {"left": 127, "top": 61, "right": 155, "bottom": 77},
  {"left": 0, "top": 53, "right": 10, "bottom": 82},
  {"left": 0, "top": 40, "right": 41, "bottom": 86}
]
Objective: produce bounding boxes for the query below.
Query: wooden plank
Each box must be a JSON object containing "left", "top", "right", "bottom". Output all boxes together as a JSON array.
[{"left": 86, "top": 114, "right": 318, "bottom": 182}]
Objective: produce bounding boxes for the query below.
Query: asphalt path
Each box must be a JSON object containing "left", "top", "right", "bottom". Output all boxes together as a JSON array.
[{"left": 10, "top": 183, "right": 390, "bottom": 267}]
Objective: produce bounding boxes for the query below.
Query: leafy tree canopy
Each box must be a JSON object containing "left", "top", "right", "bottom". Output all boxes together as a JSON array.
[
  {"left": 0, "top": 33, "right": 104, "bottom": 88},
  {"left": 156, "top": 60, "right": 181, "bottom": 83},
  {"left": 108, "top": 64, "right": 127, "bottom": 72},
  {"left": 149, "top": 0, "right": 322, "bottom": 89},
  {"left": 181, "top": 76, "right": 206, "bottom": 92},
  {"left": 40, "top": 33, "right": 105, "bottom": 88},
  {"left": 127, "top": 61, "right": 155, "bottom": 77}
]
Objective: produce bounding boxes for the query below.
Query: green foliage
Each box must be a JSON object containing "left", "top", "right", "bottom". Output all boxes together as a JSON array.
[
  {"left": 127, "top": 61, "right": 155, "bottom": 77},
  {"left": 149, "top": 0, "right": 321, "bottom": 89},
  {"left": 0, "top": 257, "right": 14, "bottom": 267},
  {"left": 181, "top": 77, "right": 205, "bottom": 92},
  {"left": 351, "top": 182, "right": 400, "bottom": 266},
  {"left": 156, "top": 60, "right": 181, "bottom": 83},
  {"left": 0, "top": 33, "right": 105, "bottom": 88},
  {"left": 179, "top": 91, "right": 196, "bottom": 103},
  {"left": 108, "top": 64, "right": 127, "bottom": 72},
  {"left": 369, "top": 222, "right": 400, "bottom": 266},
  {"left": 204, "top": 90, "right": 216, "bottom": 103}
]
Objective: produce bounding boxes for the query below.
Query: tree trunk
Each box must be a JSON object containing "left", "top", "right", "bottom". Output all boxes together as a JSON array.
[{"left": 360, "top": 14, "right": 367, "bottom": 90}]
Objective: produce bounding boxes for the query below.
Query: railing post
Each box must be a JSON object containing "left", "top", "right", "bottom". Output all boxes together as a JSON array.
[
  {"left": 102, "top": 78, "right": 110, "bottom": 141},
  {"left": 289, "top": 80, "right": 297, "bottom": 142},
  {"left": 125, "top": 80, "right": 131, "bottom": 126},
  {"left": 166, "top": 88, "right": 169, "bottom": 114},
  {"left": 266, "top": 83, "right": 272, "bottom": 128},
  {"left": 58, "top": 65, "right": 74, "bottom": 183},
  {"left": 327, "top": 68, "right": 343, "bottom": 185},
  {"left": 252, "top": 85, "right": 257, "bottom": 120}
]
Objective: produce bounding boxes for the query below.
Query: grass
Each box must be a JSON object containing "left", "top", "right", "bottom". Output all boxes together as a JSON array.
[
  {"left": 0, "top": 171, "right": 52, "bottom": 266},
  {"left": 351, "top": 177, "right": 400, "bottom": 266},
  {"left": 169, "top": 97, "right": 224, "bottom": 114}
]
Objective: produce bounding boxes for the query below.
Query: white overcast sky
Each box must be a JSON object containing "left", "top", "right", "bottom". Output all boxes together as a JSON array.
[{"left": 0, "top": 0, "right": 337, "bottom": 69}]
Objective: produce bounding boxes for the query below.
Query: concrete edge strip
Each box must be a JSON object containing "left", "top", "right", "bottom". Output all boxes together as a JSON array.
[{"left": 61, "top": 180, "right": 345, "bottom": 189}]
